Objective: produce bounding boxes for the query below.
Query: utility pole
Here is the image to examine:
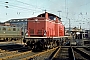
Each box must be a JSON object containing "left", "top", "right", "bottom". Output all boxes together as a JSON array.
[
  {"left": 44, "top": 9, "right": 47, "bottom": 12},
  {"left": 69, "top": 19, "right": 71, "bottom": 34},
  {"left": 57, "top": 11, "right": 62, "bottom": 21},
  {"left": 57, "top": 11, "right": 62, "bottom": 18}
]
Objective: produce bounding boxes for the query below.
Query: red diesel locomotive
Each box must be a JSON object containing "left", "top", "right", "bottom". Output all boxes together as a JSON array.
[
  {"left": 23, "top": 12, "right": 66, "bottom": 51},
  {"left": 27, "top": 12, "right": 65, "bottom": 37}
]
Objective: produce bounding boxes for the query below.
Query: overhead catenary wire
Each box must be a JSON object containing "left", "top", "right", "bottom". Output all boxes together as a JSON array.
[
  {"left": 0, "top": 1, "right": 48, "bottom": 23},
  {"left": 0, "top": 1, "right": 43, "bottom": 20},
  {"left": 15, "top": 0, "right": 45, "bottom": 11},
  {"left": 1, "top": 0, "right": 90, "bottom": 14},
  {"left": 0, "top": 1, "right": 43, "bottom": 14},
  {"left": 0, "top": 0, "right": 44, "bottom": 11}
]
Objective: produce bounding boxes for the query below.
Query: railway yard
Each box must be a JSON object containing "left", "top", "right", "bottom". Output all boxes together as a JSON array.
[
  {"left": 0, "top": 42, "right": 58, "bottom": 60},
  {"left": 0, "top": 6, "right": 90, "bottom": 60},
  {"left": 0, "top": 39, "right": 90, "bottom": 60}
]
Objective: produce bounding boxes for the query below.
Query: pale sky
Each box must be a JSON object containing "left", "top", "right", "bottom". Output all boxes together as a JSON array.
[{"left": 0, "top": 0, "right": 90, "bottom": 29}]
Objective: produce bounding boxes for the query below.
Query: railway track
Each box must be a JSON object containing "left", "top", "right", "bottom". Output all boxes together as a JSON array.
[
  {"left": 49, "top": 47, "right": 74, "bottom": 60},
  {"left": 0, "top": 44, "right": 90, "bottom": 60},
  {"left": 0, "top": 45, "right": 24, "bottom": 51},
  {"left": 47, "top": 46, "right": 90, "bottom": 60},
  {"left": 21, "top": 47, "right": 58, "bottom": 60},
  {"left": 0, "top": 47, "right": 58, "bottom": 60},
  {"left": 73, "top": 47, "right": 90, "bottom": 60}
]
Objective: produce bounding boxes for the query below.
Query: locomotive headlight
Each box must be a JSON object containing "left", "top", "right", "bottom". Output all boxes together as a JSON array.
[
  {"left": 35, "top": 19, "right": 38, "bottom": 22},
  {"left": 44, "top": 30, "right": 46, "bottom": 36},
  {"left": 3, "top": 32, "right": 6, "bottom": 33}
]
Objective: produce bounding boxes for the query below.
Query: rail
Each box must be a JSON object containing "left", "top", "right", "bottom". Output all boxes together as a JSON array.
[
  {"left": 21, "top": 47, "right": 58, "bottom": 60},
  {"left": 47, "top": 47, "right": 61, "bottom": 60},
  {"left": 70, "top": 46, "right": 75, "bottom": 60},
  {"left": 47, "top": 46, "right": 75, "bottom": 60},
  {"left": 0, "top": 50, "right": 32, "bottom": 60},
  {"left": 0, "top": 49, "right": 6, "bottom": 53},
  {"left": 73, "top": 47, "right": 90, "bottom": 59},
  {"left": 0, "top": 51, "right": 18, "bottom": 56}
]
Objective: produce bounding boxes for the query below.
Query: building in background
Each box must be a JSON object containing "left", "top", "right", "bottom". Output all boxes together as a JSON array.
[{"left": 5, "top": 18, "right": 28, "bottom": 36}]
